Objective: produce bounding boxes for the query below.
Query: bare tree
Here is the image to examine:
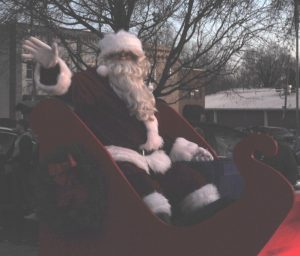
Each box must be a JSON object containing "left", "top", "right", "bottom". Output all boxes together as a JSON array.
[
  {"left": 269, "top": 0, "right": 295, "bottom": 36},
  {"left": 1, "top": 0, "right": 283, "bottom": 100},
  {"left": 238, "top": 43, "right": 294, "bottom": 89}
]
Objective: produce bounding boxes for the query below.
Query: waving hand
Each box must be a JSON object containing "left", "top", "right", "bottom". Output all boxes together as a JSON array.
[{"left": 22, "top": 37, "right": 59, "bottom": 68}]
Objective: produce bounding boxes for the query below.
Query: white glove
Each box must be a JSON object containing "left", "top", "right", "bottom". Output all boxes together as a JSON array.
[
  {"left": 192, "top": 147, "right": 214, "bottom": 162},
  {"left": 169, "top": 137, "right": 214, "bottom": 162},
  {"left": 22, "top": 37, "right": 59, "bottom": 68}
]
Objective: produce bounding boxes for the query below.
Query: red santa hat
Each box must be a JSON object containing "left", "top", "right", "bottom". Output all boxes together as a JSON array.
[{"left": 97, "top": 30, "right": 145, "bottom": 76}]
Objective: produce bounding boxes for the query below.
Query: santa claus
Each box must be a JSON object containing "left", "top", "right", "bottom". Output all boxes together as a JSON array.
[{"left": 22, "top": 30, "right": 222, "bottom": 225}]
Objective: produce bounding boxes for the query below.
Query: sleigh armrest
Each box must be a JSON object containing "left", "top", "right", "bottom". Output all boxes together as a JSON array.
[{"left": 157, "top": 101, "right": 218, "bottom": 158}]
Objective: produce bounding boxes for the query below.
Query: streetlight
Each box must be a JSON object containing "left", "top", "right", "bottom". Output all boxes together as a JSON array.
[{"left": 294, "top": 0, "right": 300, "bottom": 136}]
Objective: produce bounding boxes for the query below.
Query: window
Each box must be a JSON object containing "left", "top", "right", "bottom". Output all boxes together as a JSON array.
[{"left": 26, "top": 62, "right": 33, "bottom": 79}]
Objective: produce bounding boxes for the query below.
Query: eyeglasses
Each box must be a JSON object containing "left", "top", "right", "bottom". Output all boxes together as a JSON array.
[{"left": 106, "top": 51, "right": 138, "bottom": 61}]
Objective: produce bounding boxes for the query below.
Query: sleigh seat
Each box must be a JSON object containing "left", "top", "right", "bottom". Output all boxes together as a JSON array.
[{"left": 30, "top": 98, "right": 294, "bottom": 256}]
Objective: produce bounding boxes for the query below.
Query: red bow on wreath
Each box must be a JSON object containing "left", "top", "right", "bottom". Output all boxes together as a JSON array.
[
  {"left": 47, "top": 154, "right": 88, "bottom": 207},
  {"left": 48, "top": 154, "right": 77, "bottom": 186}
]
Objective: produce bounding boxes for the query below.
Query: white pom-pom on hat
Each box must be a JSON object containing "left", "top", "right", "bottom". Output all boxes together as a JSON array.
[{"left": 96, "top": 65, "right": 109, "bottom": 77}]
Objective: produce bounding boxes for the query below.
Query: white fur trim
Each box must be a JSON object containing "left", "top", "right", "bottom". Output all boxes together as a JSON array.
[
  {"left": 105, "top": 145, "right": 171, "bottom": 175},
  {"left": 140, "top": 116, "right": 164, "bottom": 151},
  {"left": 34, "top": 58, "right": 72, "bottom": 95},
  {"left": 169, "top": 137, "right": 198, "bottom": 162},
  {"left": 105, "top": 145, "right": 149, "bottom": 174},
  {"left": 96, "top": 65, "right": 109, "bottom": 77},
  {"left": 143, "top": 191, "right": 171, "bottom": 215},
  {"left": 180, "top": 184, "right": 220, "bottom": 216},
  {"left": 99, "top": 30, "right": 144, "bottom": 58},
  {"left": 169, "top": 137, "right": 214, "bottom": 162},
  {"left": 145, "top": 150, "right": 171, "bottom": 174}
]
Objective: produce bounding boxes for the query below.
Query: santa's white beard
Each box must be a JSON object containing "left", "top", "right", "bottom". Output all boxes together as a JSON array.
[{"left": 102, "top": 59, "right": 156, "bottom": 121}]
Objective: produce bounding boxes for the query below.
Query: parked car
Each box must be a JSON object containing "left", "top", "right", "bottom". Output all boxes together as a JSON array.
[
  {"left": 0, "top": 124, "right": 38, "bottom": 163},
  {"left": 0, "top": 126, "right": 18, "bottom": 227},
  {"left": 192, "top": 122, "right": 247, "bottom": 158},
  {"left": 0, "top": 123, "right": 38, "bottom": 194},
  {"left": 193, "top": 122, "right": 300, "bottom": 186},
  {"left": 0, "top": 124, "right": 39, "bottom": 243},
  {"left": 240, "top": 126, "right": 296, "bottom": 149}
]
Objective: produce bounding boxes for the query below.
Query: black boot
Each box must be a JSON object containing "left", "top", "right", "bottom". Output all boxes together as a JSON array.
[
  {"left": 178, "top": 197, "right": 234, "bottom": 226},
  {"left": 156, "top": 212, "right": 171, "bottom": 224}
]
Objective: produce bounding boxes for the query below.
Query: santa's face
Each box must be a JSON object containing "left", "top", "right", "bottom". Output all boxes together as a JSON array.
[{"left": 98, "top": 52, "right": 156, "bottom": 121}]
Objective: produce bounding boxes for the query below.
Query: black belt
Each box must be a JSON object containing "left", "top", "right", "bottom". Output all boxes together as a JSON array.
[{"left": 138, "top": 149, "right": 155, "bottom": 156}]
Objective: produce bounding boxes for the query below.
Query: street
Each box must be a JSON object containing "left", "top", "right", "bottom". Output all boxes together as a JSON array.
[{"left": 0, "top": 241, "right": 38, "bottom": 256}]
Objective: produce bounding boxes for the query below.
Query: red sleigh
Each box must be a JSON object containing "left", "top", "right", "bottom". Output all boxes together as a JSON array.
[{"left": 30, "top": 98, "right": 297, "bottom": 256}]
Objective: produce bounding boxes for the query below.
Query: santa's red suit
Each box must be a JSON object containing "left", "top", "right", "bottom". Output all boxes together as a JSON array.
[{"left": 31, "top": 30, "right": 221, "bottom": 225}]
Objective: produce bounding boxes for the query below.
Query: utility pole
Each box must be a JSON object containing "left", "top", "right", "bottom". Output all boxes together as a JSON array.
[
  {"left": 295, "top": 0, "right": 300, "bottom": 136},
  {"left": 29, "top": 0, "right": 37, "bottom": 101},
  {"left": 9, "top": 22, "right": 17, "bottom": 118}
]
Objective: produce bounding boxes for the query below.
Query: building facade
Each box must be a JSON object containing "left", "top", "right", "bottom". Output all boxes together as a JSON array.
[{"left": 204, "top": 88, "right": 300, "bottom": 129}]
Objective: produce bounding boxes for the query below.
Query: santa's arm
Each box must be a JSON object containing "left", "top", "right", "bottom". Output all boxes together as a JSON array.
[{"left": 22, "top": 37, "right": 72, "bottom": 95}]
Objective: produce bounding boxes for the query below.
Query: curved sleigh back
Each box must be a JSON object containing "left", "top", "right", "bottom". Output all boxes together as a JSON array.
[{"left": 30, "top": 98, "right": 294, "bottom": 256}]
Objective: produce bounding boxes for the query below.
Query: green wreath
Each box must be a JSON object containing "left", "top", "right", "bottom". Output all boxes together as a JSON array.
[{"left": 36, "top": 144, "right": 107, "bottom": 234}]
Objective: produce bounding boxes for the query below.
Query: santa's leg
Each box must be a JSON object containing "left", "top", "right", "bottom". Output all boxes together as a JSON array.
[
  {"left": 117, "top": 162, "right": 171, "bottom": 223},
  {"left": 155, "top": 162, "right": 226, "bottom": 225}
]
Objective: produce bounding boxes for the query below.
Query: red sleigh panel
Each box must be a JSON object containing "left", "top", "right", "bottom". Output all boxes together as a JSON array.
[
  {"left": 259, "top": 192, "right": 300, "bottom": 256},
  {"left": 30, "top": 98, "right": 294, "bottom": 256}
]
